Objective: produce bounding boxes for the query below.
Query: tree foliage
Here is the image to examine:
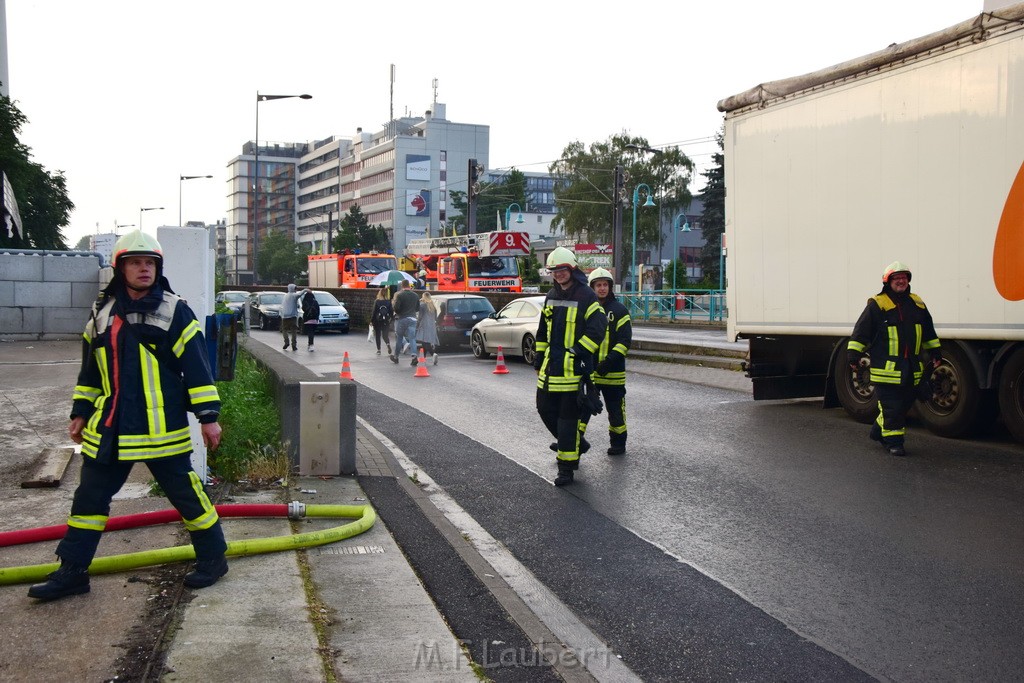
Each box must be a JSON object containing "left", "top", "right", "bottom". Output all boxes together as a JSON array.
[
  {"left": 259, "top": 230, "right": 309, "bottom": 284},
  {"left": 697, "top": 130, "right": 725, "bottom": 288},
  {"left": 332, "top": 204, "right": 389, "bottom": 252},
  {"left": 0, "top": 88, "right": 74, "bottom": 250},
  {"left": 448, "top": 168, "right": 530, "bottom": 234},
  {"left": 549, "top": 133, "right": 693, "bottom": 267}
]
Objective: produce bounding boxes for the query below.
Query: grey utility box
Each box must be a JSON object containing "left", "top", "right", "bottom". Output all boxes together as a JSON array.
[{"left": 299, "top": 381, "right": 356, "bottom": 475}]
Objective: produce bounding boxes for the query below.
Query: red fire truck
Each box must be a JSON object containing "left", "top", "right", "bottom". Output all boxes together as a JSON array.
[
  {"left": 405, "top": 231, "right": 531, "bottom": 292},
  {"left": 307, "top": 251, "right": 398, "bottom": 288}
]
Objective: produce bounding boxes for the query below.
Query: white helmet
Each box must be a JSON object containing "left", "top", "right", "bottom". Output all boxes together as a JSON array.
[
  {"left": 882, "top": 260, "right": 912, "bottom": 284},
  {"left": 588, "top": 267, "right": 614, "bottom": 286},
  {"left": 113, "top": 230, "right": 163, "bottom": 268},
  {"left": 546, "top": 246, "right": 577, "bottom": 270}
]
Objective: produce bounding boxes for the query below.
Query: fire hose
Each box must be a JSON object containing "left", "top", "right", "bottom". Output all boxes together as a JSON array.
[{"left": 0, "top": 502, "right": 375, "bottom": 586}]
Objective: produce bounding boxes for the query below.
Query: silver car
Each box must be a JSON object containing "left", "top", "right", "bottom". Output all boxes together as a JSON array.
[{"left": 470, "top": 295, "right": 546, "bottom": 365}]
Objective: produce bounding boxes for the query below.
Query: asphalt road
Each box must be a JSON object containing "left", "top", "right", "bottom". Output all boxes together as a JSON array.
[{"left": 258, "top": 328, "right": 1024, "bottom": 682}]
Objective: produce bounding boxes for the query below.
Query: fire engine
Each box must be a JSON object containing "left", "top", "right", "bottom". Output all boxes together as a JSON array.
[
  {"left": 405, "top": 231, "right": 531, "bottom": 292},
  {"left": 307, "top": 251, "right": 398, "bottom": 288}
]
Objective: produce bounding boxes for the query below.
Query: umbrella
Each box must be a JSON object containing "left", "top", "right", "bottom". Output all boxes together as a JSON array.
[{"left": 369, "top": 270, "right": 416, "bottom": 286}]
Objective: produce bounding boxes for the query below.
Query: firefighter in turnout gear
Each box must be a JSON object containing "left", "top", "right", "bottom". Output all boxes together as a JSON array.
[
  {"left": 581, "top": 267, "right": 632, "bottom": 455},
  {"left": 29, "top": 230, "right": 229, "bottom": 601},
  {"left": 847, "top": 261, "right": 942, "bottom": 457},
  {"left": 535, "top": 247, "right": 608, "bottom": 486}
]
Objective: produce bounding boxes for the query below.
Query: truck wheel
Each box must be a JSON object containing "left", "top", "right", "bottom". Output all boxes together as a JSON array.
[
  {"left": 833, "top": 350, "right": 877, "bottom": 423},
  {"left": 997, "top": 347, "right": 1024, "bottom": 444},
  {"left": 916, "top": 344, "right": 986, "bottom": 438},
  {"left": 522, "top": 334, "right": 537, "bottom": 366},
  {"left": 471, "top": 331, "right": 490, "bottom": 359}
]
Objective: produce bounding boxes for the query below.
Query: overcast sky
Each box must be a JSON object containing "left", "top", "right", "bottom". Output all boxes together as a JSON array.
[{"left": 6, "top": 0, "right": 978, "bottom": 247}]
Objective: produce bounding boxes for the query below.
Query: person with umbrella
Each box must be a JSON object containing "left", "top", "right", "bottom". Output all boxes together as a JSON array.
[{"left": 390, "top": 280, "right": 421, "bottom": 364}]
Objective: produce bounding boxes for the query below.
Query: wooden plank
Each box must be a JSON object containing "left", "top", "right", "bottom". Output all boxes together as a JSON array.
[{"left": 21, "top": 446, "right": 75, "bottom": 488}]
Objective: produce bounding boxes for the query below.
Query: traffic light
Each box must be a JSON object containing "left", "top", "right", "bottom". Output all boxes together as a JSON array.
[{"left": 468, "top": 158, "right": 483, "bottom": 199}]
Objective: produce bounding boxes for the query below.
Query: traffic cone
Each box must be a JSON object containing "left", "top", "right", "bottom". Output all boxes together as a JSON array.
[
  {"left": 493, "top": 346, "right": 509, "bottom": 374},
  {"left": 413, "top": 348, "right": 430, "bottom": 378},
  {"left": 340, "top": 352, "right": 353, "bottom": 380}
]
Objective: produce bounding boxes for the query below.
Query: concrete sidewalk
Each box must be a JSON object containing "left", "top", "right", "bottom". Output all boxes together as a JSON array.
[{"left": 0, "top": 339, "right": 474, "bottom": 682}]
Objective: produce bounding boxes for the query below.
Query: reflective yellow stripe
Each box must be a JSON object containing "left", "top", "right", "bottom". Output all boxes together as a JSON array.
[
  {"left": 848, "top": 340, "right": 866, "bottom": 352},
  {"left": 73, "top": 385, "right": 102, "bottom": 402},
  {"left": 68, "top": 514, "right": 107, "bottom": 532},
  {"left": 923, "top": 339, "right": 941, "bottom": 350},
  {"left": 914, "top": 324, "right": 922, "bottom": 355},
  {"left": 173, "top": 319, "right": 201, "bottom": 357},
  {"left": 189, "top": 385, "right": 220, "bottom": 405},
  {"left": 612, "top": 343, "right": 629, "bottom": 356},
  {"left": 887, "top": 326, "right": 898, "bottom": 356},
  {"left": 182, "top": 471, "right": 219, "bottom": 531},
  {"left": 139, "top": 345, "right": 166, "bottom": 434}
]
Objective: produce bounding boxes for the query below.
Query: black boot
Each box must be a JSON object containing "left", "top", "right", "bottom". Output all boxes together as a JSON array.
[
  {"left": 607, "top": 433, "right": 626, "bottom": 455},
  {"left": 184, "top": 556, "right": 228, "bottom": 588},
  {"left": 554, "top": 462, "right": 574, "bottom": 487},
  {"left": 28, "top": 561, "right": 90, "bottom": 601}
]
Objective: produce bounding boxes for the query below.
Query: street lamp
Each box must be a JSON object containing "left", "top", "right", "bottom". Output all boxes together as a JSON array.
[
  {"left": 671, "top": 213, "right": 691, "bottom": 296},
  {"left": 631, "top": 184, "right": 656, "bottom": 293},
  {"left": 179, "top": 175, "right": 213, "bottom": 226},
  {"left": 114, "top": 222, "right": 135, "bottom": 235},
  {"left": 253, "top": 91, "right": 312, "bottom": 285},
  {"left": 140, "top": 207, "right": 164, "bottom": 231},
  {"left": 504, "top": 203, "right": 524, "bottom": 230}
]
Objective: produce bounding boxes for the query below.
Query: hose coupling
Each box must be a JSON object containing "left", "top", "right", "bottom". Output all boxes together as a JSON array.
[{"left": 287, "top": 501, "right": 307, "bottom": 519}]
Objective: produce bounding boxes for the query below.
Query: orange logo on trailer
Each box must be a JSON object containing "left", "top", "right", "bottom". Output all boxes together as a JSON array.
[{"left": 994, "top": 160, "right": 1024, "bottom": 301}]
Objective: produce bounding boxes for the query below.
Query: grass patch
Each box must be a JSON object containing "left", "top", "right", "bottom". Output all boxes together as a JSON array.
[{"left": 212, "top": 350, "right": 288, "bottom": 485}]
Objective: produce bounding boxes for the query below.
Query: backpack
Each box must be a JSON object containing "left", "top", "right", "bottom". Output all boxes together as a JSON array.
[
  {"left": 302, "top": 294, "right": 320, "bottom": 322},
  {"left": 374, "top": 301, "right": 393, "bottom": 325}
]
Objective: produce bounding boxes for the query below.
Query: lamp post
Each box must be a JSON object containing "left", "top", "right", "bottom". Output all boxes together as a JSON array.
[
  {"left": 631, "top": 184, "right": 656, "bottom": 293},
  {"left": 179, "top": 175, "right": 213, "bottom": 226},
  {"left": 114, "top": 222, "right": 135, "bottom": 235},
  {"left": 671, "top": 213, "right": 691, "bottom": 296},
  {"left": 504, "top": 203, "right": 524, "bottom": 230},
  {"left": 253, "top": 92, "right": 312, "bottom": 285},
  {"left": 139, "top": 207, "right": 164, "bottom": 231}
]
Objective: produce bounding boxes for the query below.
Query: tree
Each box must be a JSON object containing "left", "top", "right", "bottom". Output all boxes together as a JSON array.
[
  {"left": 74, "top": 235, "right": 91, "bottom": 250},
  {"left": 697, "top": 130, "right": 725, "bottom": 289},
  {"left": 549, "top": 133, "right": 693, "bottom": 270},
  {"left": 0, "top": 88, "right": 74, "bottom": 250},
  {"left": 663, "top": 258, "right": 688, "bottom": 290},
  {"left": 259, "top": 230, "right": 309, "bottom": 284},
  {"left": 332, "top": 204, "right": 389, "bottom": 252},
  {"left": 448, "top": 168, "right": 530, "bottom": 234}
]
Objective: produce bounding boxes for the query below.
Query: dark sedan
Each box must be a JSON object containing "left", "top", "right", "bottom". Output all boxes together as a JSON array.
[
  {"left": 248, "top": 291, "right": 286, "bottom": 330},
  {"left": 431, "top": 294, "right": 496, "bottom": 349}
]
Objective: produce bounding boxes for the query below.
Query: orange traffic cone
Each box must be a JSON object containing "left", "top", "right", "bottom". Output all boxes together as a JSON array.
[
  {"left": 493, "top": 346, "right": 509, "bottom": 374},
  {"left": 413, "top": 348, "right": 430, "bottom": 378},
  {"left": 340, "top": 351, "right": 353, "bottom": 380}
]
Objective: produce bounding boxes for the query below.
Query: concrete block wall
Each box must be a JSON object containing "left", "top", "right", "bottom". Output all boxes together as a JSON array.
[{"left": 0, "top": 252, "right": 102, "bottom": 340}]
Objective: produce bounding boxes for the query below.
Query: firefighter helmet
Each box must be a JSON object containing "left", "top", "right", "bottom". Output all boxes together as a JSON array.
[
  {"left": 588, "top": 267, "right": 614, "bottom": 285},
  {"left": 546, "top": 246, "right": 577, "bottom": 270},
  {"left": 882, "top": 261, "right": 912, "bottom": 284},
  {"left": 113, "top": 230, "right": 163, "bottom": 268}
]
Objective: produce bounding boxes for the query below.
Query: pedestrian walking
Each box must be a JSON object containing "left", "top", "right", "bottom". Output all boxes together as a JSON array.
[
  {"left": 847, "top": 261, "right": 942, "bottom": 456},
  {"left": 28, "top": 230, "right": 228, "bottom": 601},
  {"left": 280, "top": 283, "right": 302, "bottom": 351},
  {"left": 534, "top": 247, "right": 607, "bottom": 486},
  {"left": 371, "top": 287, "right": 394, "bottom": 356},
  {"left": 390, "top": 281, "right": 420, "bottom": 364},
  {"left": 415, "top": 291, "right": 440, "bottom": 366},
  {"left": 581, "top": 267, "right": 632, "bottom": 455},
  {"left": 300, "top": 289, "right": 320, "bottom": 351}
]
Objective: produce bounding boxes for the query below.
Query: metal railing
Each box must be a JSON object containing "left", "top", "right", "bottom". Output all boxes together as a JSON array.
[{"left": 620, "top": 289, "right": 726, "bottom": 322}]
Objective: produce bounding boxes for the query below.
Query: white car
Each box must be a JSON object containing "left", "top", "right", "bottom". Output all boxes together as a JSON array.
[
  {"left": 310, "top": 290, "right": 350, "bottom": 333},
  {"left": 470, "top": 295, "right": 546, "bottom": 365}
]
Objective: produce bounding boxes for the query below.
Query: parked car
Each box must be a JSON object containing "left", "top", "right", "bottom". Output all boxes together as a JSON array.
[
  {"left": 430, "top": 294, "right": 496, "bottom": 349},
  {"left": 470, "top": 295, "right": 546, "bottom": 365},
  {"left": 215, "top": 290, "right": 249, "bottom": 315},
  {"left": 248, "top": 291, "right": 286, "bottom": 330},
  {"left": 310, "top": 290, "right": 350, "bottom": 332}
]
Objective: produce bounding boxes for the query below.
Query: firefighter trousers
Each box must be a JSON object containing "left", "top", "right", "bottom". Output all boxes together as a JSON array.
[
  {"left": 56, "top": 453, "right": 227, "bottom": 566},
  {"left": 581, "top": 384, "right": 627, "bottom": 449},
  {"left": 536, "top": 388, "right": 585, "bottom": 464},
  {"left": 873, "top": 383, "right": 917, "bottom": 447}
]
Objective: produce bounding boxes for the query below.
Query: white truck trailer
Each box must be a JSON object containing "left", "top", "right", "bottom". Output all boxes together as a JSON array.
[{"left": 718, "top": 4, "right": 1024, "bottom": 444}]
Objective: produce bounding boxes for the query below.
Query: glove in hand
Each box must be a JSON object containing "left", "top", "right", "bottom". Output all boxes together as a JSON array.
[{"left": 595, "top": 360, "right": 609, "bottom": 376}]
